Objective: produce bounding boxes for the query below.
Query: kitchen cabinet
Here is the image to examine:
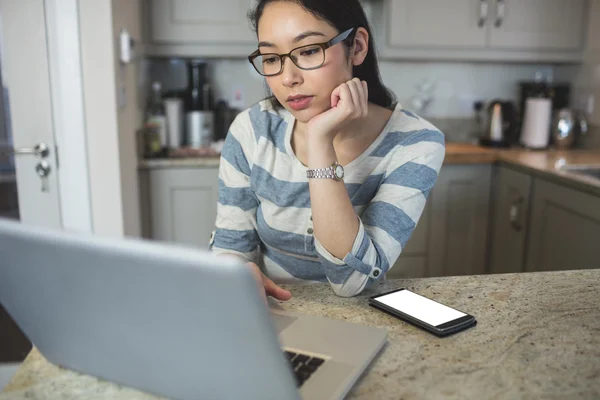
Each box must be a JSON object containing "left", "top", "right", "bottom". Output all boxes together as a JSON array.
[
  {"left": 150, "top": 0, "right": 255, "bottom": 44},
  {"left": 144, "top": 0, "right": 588, "bottom": 61},
  {"left": 387, "top": 200, "right": 430, "bottom": 279},
  {"left": 428, "top": 165, "right": 492, "bottom": 277},
  {"left": 145, "top": 0, "right": 377, "bottom": 57},
  {"left": 382, "top": 0, "right": 588, "bottom": 61},
  {"left": 388, "top": 0, "right": 488, "bottom": 49},
  {"left": 525, "top": 178, "right": 600, "bottom": 272},
  {"left": 489, "top": 0, "right": 588, "bottom": 50},
  {"left": 488, "top": 166, "right": 532, "bottom": 274},
  {"left": 146, "top": 0, "right": 257, "bottom": 57},
  {"left": 148, "top": 167, "right": 220, "bottom": 250}
]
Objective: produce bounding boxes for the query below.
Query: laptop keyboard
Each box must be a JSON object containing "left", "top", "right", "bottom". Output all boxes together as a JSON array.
[{"left": 284, "top": 351, "right": 326, "bottom": 387}]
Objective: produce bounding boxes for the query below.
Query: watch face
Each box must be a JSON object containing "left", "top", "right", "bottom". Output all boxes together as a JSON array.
[{"left": 334, "top": 165, "right": 344, "bottom": 179}]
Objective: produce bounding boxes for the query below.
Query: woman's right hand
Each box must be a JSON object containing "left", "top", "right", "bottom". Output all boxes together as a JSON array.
[{"left": 246, "top": 262, "right": 292, "bottom": 302}]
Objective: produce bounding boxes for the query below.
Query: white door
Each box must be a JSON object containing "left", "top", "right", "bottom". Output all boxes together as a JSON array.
[
  {"left": 488, "top": 0, "right": 587, "bottom": 50},
  {"left": 387, "top": 0, "right": 488, "bottom": 48},
  {"left": 0, "top": 0, "right": 61, "bottom": 228}
]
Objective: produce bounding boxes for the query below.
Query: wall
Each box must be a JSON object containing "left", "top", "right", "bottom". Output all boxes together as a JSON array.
[
  {"left": 111, "top": 0, "right": 144, "bottom": 237},
  {"left": 149, "top": 58, "right": 578, "bottom": 119},
  {"left": 79, "top": 0, "right": 124, "bottom": 236},
  {"left": 77, "top": 0, "right": 145, "bottom": 237},
  {"left": 573, "top": 0, "right": 600, "bottom": 146},
  {"left": 577, "top": 0, "right": 600, "bottom": 124}
]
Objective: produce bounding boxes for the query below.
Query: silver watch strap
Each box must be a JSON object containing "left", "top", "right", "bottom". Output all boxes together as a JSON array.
[{"left": 306, "top": 166, "right": 334, "bottom": 179}]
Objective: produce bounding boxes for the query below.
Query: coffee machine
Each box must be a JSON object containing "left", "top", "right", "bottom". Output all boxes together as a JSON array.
[{"left": 517, "top": 81, "right": 570, "bottom": 141}]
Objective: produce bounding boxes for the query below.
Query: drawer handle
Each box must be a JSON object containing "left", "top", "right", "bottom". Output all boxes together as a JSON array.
[
  {"left": 495, "top": 0, "right": 506, "bottom": 28},
  {"left": 478, "top": 0, "right": 489, "bottom": 28}
]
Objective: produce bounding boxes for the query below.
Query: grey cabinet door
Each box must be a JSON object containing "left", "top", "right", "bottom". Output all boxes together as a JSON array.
[
  {"left": 488, "top": 0, "right": 587, "bottom": 50},
  {"left": 150, "top": 0, "right": 255, "bottom": 44},
  {"left": 488, "top": 166, "right": 532, "bottom": 274},
  {"left": 388, "top": 199, "right": 431, "bottom": 279},
  {"left": 428, "top": 165, "right": 492, "bottom": 277},
  {"left": 387, "top": 0, "right": 488, "bottom": 48},
  {"left": 149, "top": 167, "right": 220, "bottom": 250},
  {"left": 525, "top": 179, "right": 600, "bottom": 272}
]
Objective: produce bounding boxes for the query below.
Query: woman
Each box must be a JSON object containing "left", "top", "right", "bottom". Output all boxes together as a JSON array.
[{"left": 209, "top": 0, "right": 445, "bottom": 299}]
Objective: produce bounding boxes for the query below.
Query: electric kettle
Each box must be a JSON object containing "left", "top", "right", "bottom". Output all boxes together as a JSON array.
[{"left": 479, "top": 100, "right": 517, "bottom": 148}]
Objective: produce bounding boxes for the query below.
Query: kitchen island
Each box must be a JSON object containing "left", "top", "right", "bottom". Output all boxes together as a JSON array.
[{"left": 2, "top": 269, "right": 599, "bottom": 399}]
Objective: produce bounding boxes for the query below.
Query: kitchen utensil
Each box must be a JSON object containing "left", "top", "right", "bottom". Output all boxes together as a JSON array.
[
  {"left": 479, "top": 100, "right": 517, "bottom": 148},
  {"left": 552, "top": 108, "right": 589, "bottom": 149},
  {"left": 186, "top": 111, "right": 214, "bottom": 148},
  {"left": 552, "top": 108, "right": 577, "bottom": 149},
  {"left": 520, "top": 98, "right": 552, "bottom": 149},
  {"left": 518, "top": 80, "right": 570, "bottom": 143},
  {"left": 164, "top": 97, "right": 184, "bottom": 149}
]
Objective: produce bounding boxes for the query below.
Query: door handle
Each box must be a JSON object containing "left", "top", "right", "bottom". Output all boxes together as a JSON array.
[
  {"left": 495, "top": 0, "right": 506, "bottom": 28},
  {"left": 478, "top": 0, "right": 489, "bottom": 28},
  {"left": 1, "top": 142, "right": 50, "bottom": 158}
]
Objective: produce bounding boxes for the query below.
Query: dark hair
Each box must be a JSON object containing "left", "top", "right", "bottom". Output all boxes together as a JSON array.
[{"left": 248, "top": 0, "right": 396, "bottom": 110}]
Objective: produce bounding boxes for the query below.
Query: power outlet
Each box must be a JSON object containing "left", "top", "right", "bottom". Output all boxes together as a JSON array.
[{"left": 230, "top": 85, "right": 245, "bottom": 109}]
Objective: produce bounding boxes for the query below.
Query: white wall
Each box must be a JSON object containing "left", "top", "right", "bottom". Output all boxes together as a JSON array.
[
  {"left": 111, "top": 0, "right": 144, "bottom": 237},
  {"left": 78, "top": 0, "right": 124, "bottom": 236},
  {"left": 574, "top": 0, "right": 600, "bottom": 125},
  {"left": 152, "top": 58, "right": 578, "bottom": 119},
  {"left": 75, "top": 0, "right": 145, "bottom": 238}
]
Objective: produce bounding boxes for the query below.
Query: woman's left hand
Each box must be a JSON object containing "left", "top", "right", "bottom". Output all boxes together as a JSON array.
[{"left": 307, "top": 78, "right": 368, "bottom": 142}]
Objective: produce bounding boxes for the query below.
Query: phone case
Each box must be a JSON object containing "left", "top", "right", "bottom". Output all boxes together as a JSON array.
[{"left": 369, "top": 289, "right": 477, "bottom": 337}]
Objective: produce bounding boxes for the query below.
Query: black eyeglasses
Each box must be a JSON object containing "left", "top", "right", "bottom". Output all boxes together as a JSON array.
[{"left": 248, "top": 28, "right": 356, "bottom": 77}]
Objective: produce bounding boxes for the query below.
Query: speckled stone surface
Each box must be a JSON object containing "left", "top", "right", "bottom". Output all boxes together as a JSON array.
[{"left": 2, "top": 270, "right": 599, "bottom": 399}]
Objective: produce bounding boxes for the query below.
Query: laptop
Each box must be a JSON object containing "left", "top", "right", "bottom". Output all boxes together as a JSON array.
[{"left": 0, "top": 219, "right": 386, "bottom": 400}]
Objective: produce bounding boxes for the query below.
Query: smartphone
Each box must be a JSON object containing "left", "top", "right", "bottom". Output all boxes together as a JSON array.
[{"left": 369, "top": 288, "right": 476, "bottom": 337}]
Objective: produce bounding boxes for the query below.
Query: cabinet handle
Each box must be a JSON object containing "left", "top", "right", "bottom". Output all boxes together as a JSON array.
[
  {"left": 478, "top": 0, "right": 489, "bottom": 28},
  {"left": 495, "top": 0, "right": 505, "bottom": 28},
  {"left": 509, "top": 196, "right": 524, "bottom": 232}
]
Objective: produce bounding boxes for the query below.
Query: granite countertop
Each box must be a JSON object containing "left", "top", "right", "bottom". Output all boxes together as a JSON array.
[{"left": 2, "top": 269, "right": 599, "bottom": 399}]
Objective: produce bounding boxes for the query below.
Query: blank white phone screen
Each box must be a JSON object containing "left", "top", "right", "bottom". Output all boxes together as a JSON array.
[{"left": 375, "top": 290, "right": 466, "bottom": 327}]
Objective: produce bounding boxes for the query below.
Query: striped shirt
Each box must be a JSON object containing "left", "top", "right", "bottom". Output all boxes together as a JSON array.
[{"left": 209, "top": 100, "right": 445, "bottom": 297}]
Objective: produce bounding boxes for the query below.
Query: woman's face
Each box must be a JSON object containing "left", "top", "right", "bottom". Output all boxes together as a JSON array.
[{"left": 257, "top": 1, "right": 354, "bottom": 123}]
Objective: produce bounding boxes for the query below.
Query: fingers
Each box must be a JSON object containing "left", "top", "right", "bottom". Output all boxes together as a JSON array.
[
  {"left": 264, "top": 276, "right": 292, "bottom": 301},
  {"left": 330, "top": 86, "right": 341, "bottom": 108},
  {"left": 346, "top": 80, "right": 362, "bottom": 115},
  {"left": 351, "top": 78, "right": 368, "bottom": 117},
  {"left": 246, "top": 262, "right": 292, "bottom": 302},
  {"left": 335, "top": 78, "right": 368, "bottom": 119},
  {"left": 336, "top": 83, "right": 352, "bottom": 110}
]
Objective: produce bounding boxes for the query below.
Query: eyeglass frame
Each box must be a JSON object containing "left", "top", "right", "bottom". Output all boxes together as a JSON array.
[{"left": 247, "top": 27, "right": 357, "bottom": 77}]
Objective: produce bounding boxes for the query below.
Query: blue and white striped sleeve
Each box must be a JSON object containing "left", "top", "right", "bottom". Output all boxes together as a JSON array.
[
  {"left": 314, "top": 129, "right": 445, "bottom": 297},
  {"left": 209, "top": 113, "right": 262, "bottom": 263}
]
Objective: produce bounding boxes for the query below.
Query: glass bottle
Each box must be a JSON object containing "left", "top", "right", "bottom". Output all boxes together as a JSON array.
[{"left": 145, "top": 81, "right": 167, "bottom": 151}]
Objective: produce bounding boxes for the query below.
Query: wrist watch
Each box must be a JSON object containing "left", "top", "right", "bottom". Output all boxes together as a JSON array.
[{"left": 306, "top": 161, "right": 345, "bottom": 181}]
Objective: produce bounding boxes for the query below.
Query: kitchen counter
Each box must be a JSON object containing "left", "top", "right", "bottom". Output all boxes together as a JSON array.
[
  {"left": 2, "top": 269, "right": 599, "bottom": 399},
  {"left": 139, "top": 156, "right": 220, "bottom": 169},
  {"left": 140, "top": 144, "right": 600, "bottom": 196}
]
